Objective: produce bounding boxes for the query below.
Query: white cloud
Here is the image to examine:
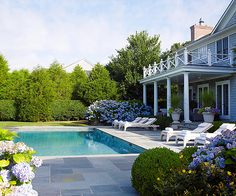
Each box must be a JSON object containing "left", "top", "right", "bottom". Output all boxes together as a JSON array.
[{"left": 0, "top": 0, "right": 231, "bottom": 71}]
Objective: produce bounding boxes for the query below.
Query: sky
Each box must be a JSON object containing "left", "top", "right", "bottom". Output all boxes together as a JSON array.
[{"left": 0, "top": 0, "right": 231, "bottom": 71}]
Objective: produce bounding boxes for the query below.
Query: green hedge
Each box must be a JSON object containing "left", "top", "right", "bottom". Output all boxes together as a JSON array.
[
  {"left": 0, "top": 100, "right": 16, "bottom": 121},
  {"left": 51, "top": 100, "right": 86, "bottom": 121},
  {"left": 131, "top": 147, "right": 181, "bottom": 195}
]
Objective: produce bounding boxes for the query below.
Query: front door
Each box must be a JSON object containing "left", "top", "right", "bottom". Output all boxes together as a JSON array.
[{"left": 216, "top": 81, "right": 230, "bottom": 119}]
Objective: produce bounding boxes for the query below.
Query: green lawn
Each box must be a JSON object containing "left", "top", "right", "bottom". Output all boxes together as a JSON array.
[{"left": 0, "top": 120, "right": 88, "bottom": 129}]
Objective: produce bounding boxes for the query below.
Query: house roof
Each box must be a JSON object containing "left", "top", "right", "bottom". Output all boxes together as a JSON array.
[
  {"left": 64, "top": 59, "right": 94, "bottom": 73},
  {"left": 211, "top": 0, "right": 235, "bottom": 34}
]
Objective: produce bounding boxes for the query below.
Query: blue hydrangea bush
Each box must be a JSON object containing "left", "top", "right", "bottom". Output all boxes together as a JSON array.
[
  {"left": 0, "top": 129, "right": 42, "bottom": 196},
  {"left": 86, "top": 100, "right": 152, "bottom": 124},
  {"left": 185, "top": 129, "right": 236, "bottom": 194}
]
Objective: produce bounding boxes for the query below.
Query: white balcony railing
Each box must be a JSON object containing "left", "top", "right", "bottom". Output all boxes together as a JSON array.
[{"left": 143, "top": 48, "right": 234, "bottom": 78}]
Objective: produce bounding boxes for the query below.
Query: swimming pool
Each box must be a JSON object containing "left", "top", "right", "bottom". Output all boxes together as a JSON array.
[{"left": 14, "top": 128, "right": 144, "bottom": 156}]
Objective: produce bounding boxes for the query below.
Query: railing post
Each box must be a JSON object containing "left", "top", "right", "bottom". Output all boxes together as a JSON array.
[
  {"left": 143, "top": 67, "right": 146, "bottom": 78},
  {"left": 160, "top": 59, "right": 163, "bottom": 72},
  {"left": 175, "top": 52, "right": 178, "bottom": 67},
  {"left": 167, "top": 56, "right": 170, "bottom": 69},
  {"left": 230, "top": 50, "right": 234, "bottom": 65},
  {"left": 153, "top": 62, "right": 157, "bottom": 74},
  {"left": 184, "top": 47, "right": 188, "bottom": 65},
  {"left": 208, "top": 49, "right": 212, "bottom": 66},
  {"left": 148, "top": 65, "right": 152, "bottom": 76}
]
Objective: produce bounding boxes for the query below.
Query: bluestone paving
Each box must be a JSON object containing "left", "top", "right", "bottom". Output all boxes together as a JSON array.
[
  {"left": 32, "top": 126, "right": 183, "bottom": 195},
  {"left": 33, "top": 155, "right": 138, "bottom": 196}
]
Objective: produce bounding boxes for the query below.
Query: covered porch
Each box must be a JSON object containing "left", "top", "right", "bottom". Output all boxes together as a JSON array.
[{"left": 140, "top": 65, "right": 236, "bottom": 123}]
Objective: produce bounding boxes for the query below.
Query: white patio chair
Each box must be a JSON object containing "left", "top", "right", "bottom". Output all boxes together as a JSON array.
[
  {"left": 160, "top": 127, "right": 183, "bottom": 142},
  {"left": 119, "top": 117, "right": 149, "bottom": 130},
  {"left": 112, "top": 117, "right": 142, "bottom": 128},
  {"left": 175, "top": 122, "right": 213, "bottom": 147},
  {"left": 117, "top": 117, "right": 142, "bottom": 129},
  {"left": 123, "top": 118, "right": 158, "bottom": 131},
  {"left": 194, "top": 123, "right": 236, "bottom": 146}
]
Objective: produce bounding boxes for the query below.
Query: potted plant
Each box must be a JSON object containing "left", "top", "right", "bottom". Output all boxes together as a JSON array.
[
  {"left": 168, "top": 94, "right": 182, "bottom": 123},
  {"left": 198, "top": 91, "right": 219, "bottom": 123}
]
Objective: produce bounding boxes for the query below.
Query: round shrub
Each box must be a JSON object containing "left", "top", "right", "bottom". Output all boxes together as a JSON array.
[
  {"left": 179, "top": 146, "right": 198, "bottom": 167},
  {"left": 131, "top": 147, "right": 181, "bottom": 196}
]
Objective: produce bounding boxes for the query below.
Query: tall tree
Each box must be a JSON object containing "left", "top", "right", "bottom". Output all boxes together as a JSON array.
[
  {"left": 85, "top": 64, "right": 118, "bottom": 104},
  {"left": 160, "top": 41, "right": 191, "bottom": 60},
  {"left": 16, "top": 67, "right": 55, "bottom": 121},
  {"left": 3, "top": 69, "right": 30, "bottom": 100},
  {"left": 0, "top": 55, "right": 10, "bottom": 99},
  {"left": 107, "top": 31, "right": 161, "bottom": 100},
  {"left": 48, "top": 61, "right": 72, "bottom": 100},
  {"left": 70, "top": 65, "right": 88, "bottom": 102}
]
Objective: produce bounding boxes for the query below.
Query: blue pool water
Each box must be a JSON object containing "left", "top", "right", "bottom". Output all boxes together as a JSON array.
[{"left": 14, "top": 129, "right": 144, "bottom": 156}]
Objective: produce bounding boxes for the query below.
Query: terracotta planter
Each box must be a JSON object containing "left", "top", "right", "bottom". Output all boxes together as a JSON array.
[
  {"left": 171, "top": 112, "right": 180, "bottom": 123},
  {"left": 202, "top": 112, "right": 215, "bottom": 123}
]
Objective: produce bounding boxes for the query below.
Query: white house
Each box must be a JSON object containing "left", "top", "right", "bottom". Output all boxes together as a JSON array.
[
  {"left": 64, "top": 59, "right": 94, "bottom": 73},
  {"left": 140, "top": 0, "right": 236, "bottom": 122}
]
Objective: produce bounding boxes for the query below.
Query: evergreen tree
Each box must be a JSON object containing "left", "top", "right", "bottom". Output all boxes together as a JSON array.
[
  {"left": 0, "top": 55, "right": 10, "bottom": 99},
  {"left": 48, "top": 61, "right": 72, "bottom": 100},
  {"left": 85, "top": 64, "right": 118, "bottom": 104},
  {"left": 16, "top": 67, "right": 55, "bottom": 121},
  {"left": 70, "top": 65, "right": 88, "bottom": 103}
]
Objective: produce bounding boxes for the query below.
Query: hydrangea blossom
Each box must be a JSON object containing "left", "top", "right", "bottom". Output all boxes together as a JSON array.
[
  {"left": 86, "top": 100, "right": 152, "bottom": 124},
  {"left": 12, "top": 163, "right": 35, "bottom": 183},
  {"left": 30, "top": 156, "right": 43, "bottom": 168},
  {"left": 7, "top": 184, "right": 38, "bottom": 196},
  {"left": 189, "top": 129, "right": 236, "bottom": 170}
]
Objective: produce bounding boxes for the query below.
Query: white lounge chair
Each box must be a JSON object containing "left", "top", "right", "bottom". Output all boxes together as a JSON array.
[
  {"left": 123, "top": 118, "right": 158, "bottom": 131},
  {"left": 194, "top": 123, "right": 236, "bottom": 146},
  {"left": 175, "top": 122, "right": 213, "bottom": 147},
  {"left": 119, "top": 117, "right": 149, "bottom": 130},
  {"left": 118, "top": 117, "right": 143, "bottom": 129},
  {"left": 161, "top": 122, "right": 212, "bottom": 142},
  {"left": 112, "top": 117, "right": 142, "bottom": 128}
]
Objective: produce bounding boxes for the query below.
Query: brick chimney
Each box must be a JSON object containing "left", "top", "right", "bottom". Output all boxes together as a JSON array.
[{"left": 190, "top": 18, "right": 213, "bottom": 41}]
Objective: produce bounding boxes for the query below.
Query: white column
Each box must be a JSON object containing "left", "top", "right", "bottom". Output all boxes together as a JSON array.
[
  {"left": 184, "top": 72, "right": 191, "bottom": 123},
  {"left": 167, "top": 77, "right": 171, "bottom": 117},
  {"left": 154, "top": 81, "right": 158, "bottom": 115},
  {"left": 143, "top": 84, "right": 147, "bottom": 105}
]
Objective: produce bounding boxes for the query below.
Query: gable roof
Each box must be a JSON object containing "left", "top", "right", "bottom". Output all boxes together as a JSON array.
[
  {"left": 64, "top": 58, "right": 94, "bottom": 73},
  {"left": 211, "top": 0, "right": 236, "bottom": 34}
]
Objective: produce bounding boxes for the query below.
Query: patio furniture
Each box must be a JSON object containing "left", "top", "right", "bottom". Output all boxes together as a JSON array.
[
  {"left": 119, "top": 117, "right": 149, "bottom": 130},
  {"left": 194, "top": 123, "right": 236, "bottom": 146},
  {"left": 175, "top": 122, "right": 213, "bottom": 147},
  {"left": 123, "top": 118, "right": 158, "bottom": 131},
  {"left": 160, "top": 127, "right": 183, "bottom": 142},
  {"left": 112, "top": 117, "right": 142, "bottom": 128}
]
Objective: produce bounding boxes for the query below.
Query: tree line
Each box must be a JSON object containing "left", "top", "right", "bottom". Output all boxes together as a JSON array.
[{"left": 0, "top": 30, "right": 186, "bottom": 121}]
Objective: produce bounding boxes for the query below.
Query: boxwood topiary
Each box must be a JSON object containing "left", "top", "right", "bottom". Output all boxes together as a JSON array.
[{"left": 131, "top": 147, "right": 181, "bottom": 196}]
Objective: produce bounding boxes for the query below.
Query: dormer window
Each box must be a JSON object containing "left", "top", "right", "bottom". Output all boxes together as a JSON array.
[{"left": 217, "top": 37, "right": 228, "bottom": 60}]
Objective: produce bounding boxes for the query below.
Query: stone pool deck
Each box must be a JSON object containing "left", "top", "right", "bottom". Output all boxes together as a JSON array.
[
  {"left": 33, "top": 155, "right": 138, "bottom": 196},
  {"left": 29, "top": 125, "right": 188, "bottom": 196}
]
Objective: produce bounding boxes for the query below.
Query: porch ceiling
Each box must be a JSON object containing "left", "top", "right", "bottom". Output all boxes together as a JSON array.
[{"left": 140, "top": 65, "right": 236, "bottom": 85}]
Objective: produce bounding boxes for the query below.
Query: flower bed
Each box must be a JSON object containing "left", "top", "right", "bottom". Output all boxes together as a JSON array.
[
  {"left": 131, "top": 129, "right": 236, "bottom": 195},
  {"left": 86, "top": 100, "right": 152, "bottom": 124},
  {"left": 0, "top": 129, "right": 42, "bottom": 196}
]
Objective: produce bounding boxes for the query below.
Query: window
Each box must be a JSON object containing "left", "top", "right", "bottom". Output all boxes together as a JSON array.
[{"left": 217, "top": 37, "right": 228, "bottom": 59}]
